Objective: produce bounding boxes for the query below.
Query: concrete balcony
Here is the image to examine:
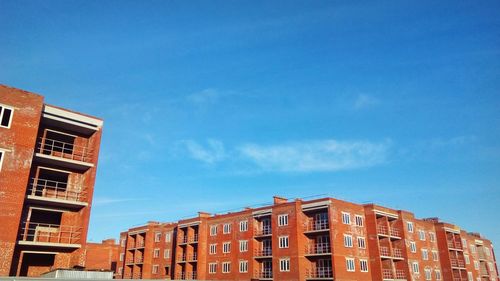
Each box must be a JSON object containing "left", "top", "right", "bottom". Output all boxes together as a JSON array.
[
  {"left": 26, "top": 178, "right": 87, "bottom": 209},
  {"left": 377, "top": 225, "right": 402, "bottom": 239},
  {"left": 450, "top": 259, "right": 465, "bottom": 268},
  {"left": 380, "top": 247, "right": 404, "bottom": 260},
  {"left": 305, "top": 243, "right": 331, "bottom": 256},
  {"left": 305, "top": 267, "right": 333, "bottom": 280},
  {"left": 254, "top": 248, "right": 273, "bottom": 259},
  {"left": 35, "top": 137, "right": 94, "bottom": 171},
  {"left": 304, "top": 220, "right": 330, "bottom": 233},
  {"left": 18, "top": 221, "right": 82, "bottom": 248},
  {"left": 447, "top": 239, "right": 463, "bottom": 250},
  {"left": 189, "top": 234, "right": 199, "bottom": 243},
  {"left": 382, "top": 269, "right": 407, "bottom": 281},
  {"left": 254, "top": 270, "right": 273, "bottom": 280},
  {"left": 254, "top": 226, "right": 272, "bottom": 237}
]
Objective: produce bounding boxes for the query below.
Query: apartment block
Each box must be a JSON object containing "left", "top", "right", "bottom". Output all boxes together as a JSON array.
[
  {"left": 117, "top": 221, "right": 178, "bottom": 279},
  {"left": 0, "top": 85, "right": 103, "bottom": 276},
  {"left": 117, "top": 196, "right": 499, "bottom": 281},
  {"left": 84, "top": 239, "right": 120, "bottom": 274}
]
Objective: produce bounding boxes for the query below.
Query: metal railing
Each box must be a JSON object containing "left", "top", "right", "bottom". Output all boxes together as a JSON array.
[
  {"left": 380, "top": 246, "right": 390, "bottom": 257},
  {"left": 377, "top": 225, "right": 401, "bottom": 238},
  {"left": 178, "top": 254, "right": 187, "bottom": 261},
  {"left": 254, "top": 226, "right": 272, "bottom": 236},
  {"left": 447, "top": 239, "right": 462, "bottom": 249},
  {"left": 305, "top": 267, "right": 333, "bottom": 278},
  {"left": 19, "top": 221, "right": 82, "bottom": 245},
  {"left": 135, "top": 257, "right": 143, "bottom": 263},
  {"left": 37, "top": 137, "right": 93, "bottom": 163},
  {"left": 393, "top": 248, "right": 404, "bottom": 258},
  {"left": 189, "top": 233, "right": 199, "bottom": 243},
  {"left": 389, "top": 227, "right": 401, "bottom": 238},
  {"left": 305, "top": 243, "right": 331, "bottom": 255},
  {"left": 395, "top": 269, "right": 406, "bottom": 279},
  {"left": 28, "top": 178, "right": 86, "bottom": 203},
  {"left": 188, "top": 253, "right": 197, "bottom": 261},
  {"left": 135, "top": 240, "right": 145, "bottom": 248},
  {"left": 254, "top": 248, "right": 273, "bottom": 257},
  {"left": 254, "top": 270, "right": 273, "bottom": 279},
  {"left": 450, "top": 259, "right": 465, "bottom": 268},
  {"left": 304, "top": 219, "right": 329, "bottom": 232},
  {"left": 382, "top": 269, "right": 393, "bottom": 279}
]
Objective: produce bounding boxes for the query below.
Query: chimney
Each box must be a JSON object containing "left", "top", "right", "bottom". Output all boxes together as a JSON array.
[{"left": 273, "top": 196, "right": 288, "bottom": 205}]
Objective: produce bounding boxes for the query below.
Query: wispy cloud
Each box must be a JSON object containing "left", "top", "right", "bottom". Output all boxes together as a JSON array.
[
  {"left": 353, "top": 94, "right": 380, "bottom": 110},
  {"left": 238, "top": 139, "right": 391, "bottom": 172},
  {"left": 186, "top": 89, "right": 220, "bottom": 105},
  {"left": 182, "top": 139, "right": 226, "bottom": 164}
]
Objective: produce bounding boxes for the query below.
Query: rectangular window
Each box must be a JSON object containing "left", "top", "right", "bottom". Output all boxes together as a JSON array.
[
  {"left": 209, "top": 263, "right": 217, "bottom": 274},
  {"left": 357, "top": 237, "right": 366, "bottom": 249},
  {"left": 474, "top": 261, "right": 479, "bottom": 270},
  {"left": 239, "top": 240, "right": 248, "bottom": 252},
  {"left": 155, "top": 232, "right": 161, "bottom": 242},
  {"left": 164, "top": 249, "right": 170, "bottom": 259},
  {"left": 422, "top": 249, "right": 428, "bottom": 260},
  {"left": 344, "top": 234, "right": 353, "bottom": 248},
  {"left": 0, "top": 150, "right": 4, "bottom": 171},
  {"left": 462, "top": 238, "right": 467, "bottom": 248},
  {"left": 429, "top": 232, "right": 436, "bottom": 242},
  {"left": 119, "top": 253, "right": 124, "bottom": 261},
  {"left": 239, "top": 260, "right": 248, "bottom": 273},
  {"left": 222, "top": 262, "right": 231, "bottom": 273},
  {"left": 209, "top": 244, "right": 217, "bottom": 254},
  {"left": 470, "top": 245, "right": 476, "bottom": 253},
  {"left": 467, "top": 272, "right": 473, "bottom": 281},
  {"left": 418, "top": 230, "right": 426, "bottom": 241},
  {"left": 359, "top": 259, "right": 368, "bottom": 272},
  {"left": 152, "top": 265, "right": 159, "bottom": 274},
  {"left": 279, "top": 236, "right": 289, "bottom": 248},
  {"left": 346, "top": 258, "right": 355, "bottom": 272},
  {"left": 223, "top": 242, "right": 231, "bottom": 253},
  {"left": 120, "top": 238, "right": 126, "bottom": 247},
  {"left": 425, "top": 268, "right": 432, "bottom": 280},
  {"left": 240, "top": 220, "right": 248, "bottom": 232},
  {"left": 223, "top": 223, "right": 232, "bottom": 234},
  {"left": 432, "top": 250, "right": 439, "bottom": 261},
  {"left": 341, "top": 212, "right": 351, "bottom": 224},
  {"left": 279, "top": 258, "right": 290, "bottom": 272},
  {"left": 165, "top": 232, "right": 171, "bottom": 242},
  {"left": 464, "top": 254, "right": 470, "bottom": 264},
  {"left": 118, "top": 267, "right": 123, "bottom": 275},
  {"left": 410, "top": 241, "right": 417, "bottom": 253},
  {"left": 435, "top": 270, "right": 441, "bottom": 280},
  {"left": 355, "top": 215, "right": 364, "bottom": 227},
  {"left": 412, "top": 262, "right": 419, "bottom": 274},
  {"left": 153, "top": 248, "right": 160, "bottom": 258},
  {"left": 0, "top": 105, "right": 14, "bottom": 128},
  {"left": 278, "top": 214, "right": 289, "bottom": 226},
  {"left": 407, "top": 222, "right": 414, "bottom": 233},
  {"left": 210, "top": 225, "right": 218, "bottom": 236}
]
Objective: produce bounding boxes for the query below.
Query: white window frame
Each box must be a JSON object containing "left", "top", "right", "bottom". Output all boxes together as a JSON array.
[
  {"left": 209, "top": 263, "right": 217, "bottom": 274},
  {"left": 152, "top": 264, "right": 159, "bottom": 274},
  {"left": 344, "top": 234, "right": 353, "bottom": 248},
  {"left": 0, "top": 149, "right": 5, "bottom": 171},
  {"left": 0, "top": 104, "right": 14, "bottom": 129},
  {"left": 346, "top": 258, "right": 355, "bottom": 272},
  {"left": 429, "top": 232, "right": 436, "bottom": 242},
  {"left": 223, "top": 223, "right": 231, "bottom": 234},
  {"left": 467, "top": 272, "right": 473, "bottom": 281},
  {"left": 210, "top": 225, "right": 218, "bottom": 236},
  {"left": 425, "top": 268, "right": 432, "bottom": 280},
  {"left": 474, "top": 261, "right": 479, "bottom": 270},
  {"left": 422, "top": 249, "right": 428, "bottom": 260},
  {"left": 432, "top": 250, "right": 439, "bottom": 261},
  {"left": 410, "top": 241, "right": 417, "bottom": 253},
  {"left": 418, "top": 229, "right": 426, "bottom": 241},
  {"left": 239, "top": 220, "right": 248, "bottom": 232},
  {"left": 165, "top": 232, "right": 171, "bottom": 242},
  {"left": 279, "top": 258, "right": 290, "bottom": 272},
  {"left": 357, "top": 237, "right": 366, "bottom": 249},
  {"left": 120, "top": 238, "right": 126, "bottom": 247},
  {"left": 341, "top": 212, "right": 351, "bottom": 224},
  {"left": 222, "top": 262, "right": 231, "bottom": 273},
  {"left": 239, "top": 240, "right": 248, "bottom": 252},
  {"left": 279, "top": 236, "right": 289, "bottom": 249},
  {"left": 412, "top": 262, "right": 419, "bottom": 274},
  {"left": 154, "top": 232, "right": 161, "bottom": 242},
  {"left": 153, "top": 248, "right": 160, "bottom": 258},
  {"left": 223, "top": 242, "right": 231, "bottom": 253},
  {"left": 209, "top": 243, "right": 217, "bottom": 255},
  {"left": 407, "top": 221, "right": 414, "bottom": 233},
  {"left": 360, "top": 259, "right": 368, "bottom": 272},
  {"left": 435, "top": 270, "right": 441, "bottom": 280},
  {"left": 239, "top": 260, "right": 248, "bottom": 273},
  {"left": 164, "top": 249, "right": 170, "bottom": 259},
  {"left": 464, "top": 254, "right": 470, "bottom": 264},
  {"left": 278, "top": 214, "right": 289, "bottom": 226},
  {"left": 119, "top": 253, "right": 124, "bottom": 261},
  {"left": 355, "top": 215, "right": 364, "bottom": 227}
]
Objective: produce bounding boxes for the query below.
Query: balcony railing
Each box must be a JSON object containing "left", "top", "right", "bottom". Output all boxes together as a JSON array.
[
  {"left": 135, "top": 241, "right": 145, "bottom": 248},
  {"left": 19, "top": 221, "right": 82, "bottom": 245},
  {"left": 135, "top": 257, "right": 143, "bottom": 264},
  {"left": 450, "top": 259, "right": 465, "bottom": 268},
  {"left": 377, "top": 225, "right": 401, "bottom": 238},
  {"left": 478, "top": 251, "right": 486, "bottom": 260},
  {"left": 37, "top": 137, "right": 93, "bottom": 163},
  {"left": 254, "top": 226, "right": 272, "bottom": 236},
  {"left": 395, "top": 269, "right": 406, "bottom": 279},
  {"left": 380, "top": 246, "right": 390, "bottom": 257},
  {"left": 187, "top": 272, "right": 197, "bottom": 280},
  {"left": 28, "top": 178, "right": 86, "bottom": 203},
  {"left": 305, "top": 267, "right": 333, "bottom": 278},
  {"left": 393, "top": 248, "right": 404, "bottom": 258},
  {"left": 189, "top": 234, "right": 199, "bottom": 243},
  {"left": 389, "top": 228, "right": 401, "bottom": 238},
  {"left": 304, "top": 219, "right": 329, "bottom": 232},
  {"left": 480, "top": 268, "right": 489, "bottom": 276},
  {"left": 188, "top": 253, "right": 197, "bottom": 261},
  {"left": 178, "top": 254, "right": 187, "bottom": 262},
  {"left": 180, "top": 236, "right": 188, "bottom": 244},
  {"left": 305, "top": 243, "right": 331, "bottom": 255},
  {"left": 447, "top": 240, "right": 462, "bottom": 250},
  {"left": 254, "top": 270, "right": 273, "bottom": 279},
  {"left": 254, "top": 248, "right": 273, "bottom": 257},
  {"left": 382, "top": 269, "right": 394, "bottom": 279},
  {"left": 380, "top": 247, "right": 404, "bottom": 259}
]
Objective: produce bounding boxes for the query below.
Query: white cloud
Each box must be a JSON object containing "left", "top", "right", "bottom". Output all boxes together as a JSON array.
[
  {"left": 238, "top": 139, "right": 390, "bottom": 172},
  {"left": 353, "top": 94, "right": 380, "bottom": 110},
  {"left": 186, "top": 89, "right": 220, "bottom": 105},
  {"left": 183, "top": 139, "right": 226, "bottom": 164}
]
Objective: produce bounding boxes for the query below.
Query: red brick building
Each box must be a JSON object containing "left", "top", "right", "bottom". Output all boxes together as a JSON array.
[
  {"left": 0, "top": 85, "right": 103, "bottom": 276},
  {"left": 84, "top": 239, "right": 120, "bottom": 274},
  {"left": 117, "top": 196, "right": 499, "bottom": 281}
]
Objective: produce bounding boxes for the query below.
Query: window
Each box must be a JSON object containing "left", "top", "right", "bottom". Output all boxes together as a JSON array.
[
  {"left": 209, "top": 244, "right": 217, "bottom": 254},
  {"left": 223, "top": 223, "right": 232, "bottom": 234},
  {"left": 357, "top": 237, "right": 366, "bottom": 249},
  {"left": 119, "top": 253, "right": 124, "bottom": 261},
  {"left": 239, "top": 260, "right": 248, "bottom": 273},
  {"left": 412, "top": 262, "right": 419, "bottom": 274},
  {"left": 425, "top": 268, "right": 432, "bottom": 280},
  {"left": 164, "top": 249, "right": 170, "bottom": 259},
  {"left": 209, "top": 263, "right": 217, "bottom": 274},
  {"left": 278, "top": 214, "right": 289, "bottom": 226},
  {"left": 154, "top": 232, "right": 161, "bottom": 242},
  {"left": 346, "top": 258, "right": 355, "bottom": 272},
  {"left": 474, "top": 261, "right": 479, "bottom": 270},
  {"left": 422, "top": 249, "right": 428, "bottom": 260},
  {"left": 153, "top": 248, "right": 160, "bottom": 258},
  {"left": 279, "top": 236, "right": 289, "bottom": 248},
  {"left": 464, "top": 254, "right": 470, "bottom": 264},
  {"left": 222, "top": 262, "right": 231, "bottom": 273},
  {"left": 462, "top": 239, "right": 467, "bottom": 248},
  {"left": 165, "top": 232, "right": 171, "bottom": 242},
  {"left": 0, "top": 150, "right": 5, "bottom": 171},
  {"left": 239, "top": 240, "right": 248, "bottom": 252},
  {"left": 344, "top": 234, "right": 353, "bottom": 247},
  {"left": 341, "top": 212, "right": 351, "bottom": 224},
  {"left": 435, "top": 270, "right": 441, "bottom": 280},
  {"left": 432, "top": 250, "right": 439, "bottom": 261},
  {"left": 360, "top": 259, "right": 368, "bottom": 272},
  {"left": 152, "top": 265, "right": 159, "bottom": 274},
  {"left": 467, "top": 272, "right": 473, "bottom": 281},
  {"left": 429, "top": 232, "right": 436, "bottom": 242},
  {"left": 470, "top": 245, "right": 476, "bottom": 253},
  {"left": 485, "top": 247, "right": 490, "bottom": 256},
  {"left": 240, "top": 220, "right": 248, "bottom": 232},
  {"left": 210, "top": 225, "right": 218, "bottom": 236},
  {"left": 118, "top": 267, "right": 123, "bottom": 275},
  {"left": 223, "top": 242, "right": 231, "bottom": 253},
  {"left": 0, "top": 105, "right": 14, "bottom": 128},
  {"left": 120, "top": 238, "right": 126, "bottom": 247},
  {"left": 407, "top": 222, "right": 414, "bottom": 233},
  {"left": 418, "top": 230, "right": 426, "bottom": 241},
  {"left": 355, "top": 215, "right": 364, "bottom": 227},
  {"left": 410, "top": 241, "right": 417, "bottom": 253},
  {"left": 279, "top": 258, "right": 290, "bottom": 272}
]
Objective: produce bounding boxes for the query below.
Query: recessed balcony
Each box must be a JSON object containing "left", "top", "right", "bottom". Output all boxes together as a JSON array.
[
  {"left": 304, "top": 220, "right": 330, "bottom": 233},
  {"left": 305, "top": 243, "right": 331, "bottom": 257},
  {"left": 254, "top": 248, "right": 273, "bottom": 259},
  {"left": 254, "top": 270, "right": 273, "bottom": 280},
  {"left": 26, "top": 178, "right": 87, "bottom": 209},
  {"left": 18, "top": 221, "right": 82, "bottom": 248},
  {"left": 35, "top": 136, "right": 94, "bottom": 171},
  {"left": 305, "top": 267, "right": 333, "bottom": 280},
  {"left": 254, "top": 226, "right": 272, "bottom": 237}
]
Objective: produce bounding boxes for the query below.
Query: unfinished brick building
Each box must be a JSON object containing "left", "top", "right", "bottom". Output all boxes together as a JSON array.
[
  {"left": 0, "top": 85, "right": 103, "bottom": 276},
  {"left": 117, "top": 196, "right": 499, "bottom": 281},
  {"left": 84, "top": 239, "right": 120, "bottom": 274}
]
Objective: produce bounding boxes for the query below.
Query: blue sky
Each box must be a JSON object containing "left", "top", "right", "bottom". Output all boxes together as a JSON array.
[{"left": 1, "top": 1, "right": 499, "bottom": 245}]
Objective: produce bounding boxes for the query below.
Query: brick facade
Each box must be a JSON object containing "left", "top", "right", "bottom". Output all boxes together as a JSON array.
[
  {"left": 0, "top": 85, "right": 103, "bottom": 277},
  {"left": 85, "top": 239, "right": 120, "bottom": 274}
]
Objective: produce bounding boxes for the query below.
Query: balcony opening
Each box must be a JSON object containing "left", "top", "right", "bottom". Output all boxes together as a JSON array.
[
  {"left": 20, "top": 209, "right": 81, "bottom": 246},
  {"left": 19, "top": 252, "right": 55, "bottom": 277},
  {"left": 42, "top": 131, "right": 76, "bottom": 156}
]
